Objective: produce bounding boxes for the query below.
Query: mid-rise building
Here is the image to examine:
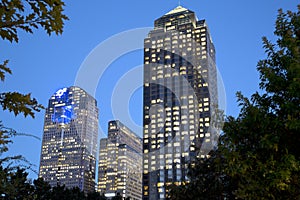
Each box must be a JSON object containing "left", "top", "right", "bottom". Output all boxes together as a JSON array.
[
  {"left": 39, "top": 86, "right": 99, "bottom": 193},
  {"left": 98, "top": 120, "right": 143, "bottom": 199},
  {"left": 143, "top": 6, "right": 218, "bottom": 199}
]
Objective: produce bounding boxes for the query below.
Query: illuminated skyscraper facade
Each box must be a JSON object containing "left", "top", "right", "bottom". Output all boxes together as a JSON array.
[
  {"left": 39, "top": 86, "right": 98, "bottom": 193},
  {"left": 98, "top": 120, "right": 142, "bottom": 200},
  {"left": 143, "top": 6, "right": 218, "bottom": 199}
]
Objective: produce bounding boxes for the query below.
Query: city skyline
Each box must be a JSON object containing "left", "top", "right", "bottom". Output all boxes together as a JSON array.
[{"left": 1, "top": 1, "right": 298, "bottom": 180}]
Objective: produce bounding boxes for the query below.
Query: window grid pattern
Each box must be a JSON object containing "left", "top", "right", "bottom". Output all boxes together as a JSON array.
[
  {"left": 39, "top": 86, "right": 99, "bottom": 193},
  {"left": 143, "top": 6, "right": 217, "bottom": 200}
]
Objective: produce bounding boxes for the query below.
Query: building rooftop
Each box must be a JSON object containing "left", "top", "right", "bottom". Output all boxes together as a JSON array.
[{"left": 165, "top": 5, "right": 189, "bottom": 15}]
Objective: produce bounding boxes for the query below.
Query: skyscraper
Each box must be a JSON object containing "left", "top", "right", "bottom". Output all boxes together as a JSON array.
[
  {"left": 98, "top": 120, "right": 142, "bottom": 200},
  {"left": 39, "top": 86, "right": 98, "bottom": 193},
  {"left": 143, "top": 6, "right": 218, "bottom": 199}
]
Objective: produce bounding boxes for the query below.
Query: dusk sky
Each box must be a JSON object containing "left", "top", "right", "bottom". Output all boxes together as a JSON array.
[{"left": 1, "top": 0, "right": 298, "bottom": 179}]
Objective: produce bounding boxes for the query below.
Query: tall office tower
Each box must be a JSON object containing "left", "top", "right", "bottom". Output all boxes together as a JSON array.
[
  {"left": 143, "top": 6, "right": 218, "bottom": 199},
  {"left": 98, "top": 120, "right": 143, "bottom": 200},
  {"left": 39, "top": 86, "right": 98, "bottom": 193}
]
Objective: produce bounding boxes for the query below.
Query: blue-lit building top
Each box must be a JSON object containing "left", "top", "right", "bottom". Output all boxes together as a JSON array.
[
  {"left": 39, "top": 86, "right": 99, "bottom": 193},
  {"left": 51, "top": 87, "right": 74, "bottom": 125}
]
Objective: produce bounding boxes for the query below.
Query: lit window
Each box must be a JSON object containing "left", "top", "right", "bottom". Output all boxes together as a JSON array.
[
  {"left": 174, "top": 142, "right": 180, "bottom": 147},
  {"left": 157, "top": 182, "right": 164, "bottom": 187},
  {"left": 173, "top": 127, "right": 179, "bottom": 131}
]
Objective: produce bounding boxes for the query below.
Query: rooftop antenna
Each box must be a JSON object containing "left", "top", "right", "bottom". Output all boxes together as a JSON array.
[{"left": 178, "top": 0, "right": 181, "bottom": 6}]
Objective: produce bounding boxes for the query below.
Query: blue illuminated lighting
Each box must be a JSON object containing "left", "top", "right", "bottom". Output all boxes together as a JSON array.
[
  {"left": 52, "top": 88, "right": 75, "bottom": 124},
  {"left": 55, "top": 88, "right": 67, "bottom": 98},
  {"left": 52, "top": 105, "right": 74, "bottom": 124}
]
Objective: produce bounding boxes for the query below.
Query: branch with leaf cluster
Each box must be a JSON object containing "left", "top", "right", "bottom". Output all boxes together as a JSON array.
[{"left": 0, "top": 0, "right": 68, "bottom": 43}]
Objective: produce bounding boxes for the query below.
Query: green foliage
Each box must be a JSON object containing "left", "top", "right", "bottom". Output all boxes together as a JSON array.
[
  {"left": 0, "top": 122, "right": 31, "bottom": 170},
  {"left": 169, "top": 150, "right": 236, "bottom": 200},
  {"left": 0, "top": 92, "right": 44, "bottom": 118},
  {"left": 0, "top": 166, "right": 36, "bottom": 199},
  {"left": 0, "top": 59, "right": 43, "bottom": 118},
  {"left": 0, "top": 0, "right": 69, "bottom": 43},
  {"left": 87, "top": 191, "right": 108, "bottom": 200},
  {"left": 0, "top": 60, "right": 11, "bottom": 82},
  {"left": 32, "top": 178, "right": 52, "bottom": 200},
  {"left": 50, "top": 185, "right": 84, "bottom": 200},
  {"left": 0, "top": 123, "right": 13, "bottom": 154},
  {"left": 222, "top": 5, "right": 300, "bottom": 199},
  {"left": 170, "top": 4, "right": 300, "bottom": 200},
  {"left": 0, "top": 167, "right": 107, "bottom": 199}
]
